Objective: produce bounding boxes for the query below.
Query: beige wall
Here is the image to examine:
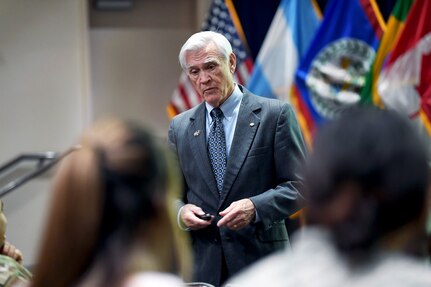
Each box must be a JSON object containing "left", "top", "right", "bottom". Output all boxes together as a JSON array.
[
  {"left": 0, "top": 0, "right": 90, "bottom": 266},
  {"left": 89, "top": 0, "right": 211, "bottom": 138},
  {"left": 90, "top": 28, "right": 190, "bottom": 137},
  {"left": 0, "top": 0, "right": 211, "bottom": 267}
]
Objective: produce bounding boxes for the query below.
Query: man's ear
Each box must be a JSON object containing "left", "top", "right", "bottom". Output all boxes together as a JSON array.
[{"left": 229, "top": 53, "right": 236, "bottom": 73}]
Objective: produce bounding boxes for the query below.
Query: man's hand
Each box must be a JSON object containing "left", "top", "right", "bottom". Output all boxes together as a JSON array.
[
  {"left": 217, "top": 199, "right": 255, "bottom": 230},
  {"left": 181, "top": 203, "right": 214, "bottom": 230},
  {"left": 0, "top": 241, "right": 23, "bottom": 263}
]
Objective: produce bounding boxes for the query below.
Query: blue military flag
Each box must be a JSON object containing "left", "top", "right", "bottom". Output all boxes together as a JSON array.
[{"left": 294, "top": 0, "right": 387, "bottom": 137}]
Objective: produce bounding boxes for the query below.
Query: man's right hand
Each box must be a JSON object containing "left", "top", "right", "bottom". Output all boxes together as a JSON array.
[{"left": 180, "top": 204, "right": 214, "bottom": 230}]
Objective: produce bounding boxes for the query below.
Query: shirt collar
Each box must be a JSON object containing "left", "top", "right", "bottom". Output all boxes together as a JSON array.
[{"left": 205, "top": 84, "right": 242, "bottom": 120}]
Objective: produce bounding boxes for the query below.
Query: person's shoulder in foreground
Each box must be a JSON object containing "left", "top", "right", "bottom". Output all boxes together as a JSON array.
[
  {"left": 224, "top": 227, "right": 348, "bottom": 287},
  {"left": 225, "top": 226, "right": 431, "bottom": 287},
  {"left": 122, "top": 271, "right": 185, "bottom": 287}
]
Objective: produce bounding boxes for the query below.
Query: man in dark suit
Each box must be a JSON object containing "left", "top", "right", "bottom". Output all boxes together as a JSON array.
[{"left": 168, "top": 31, "right": 307, "bottom": 287}]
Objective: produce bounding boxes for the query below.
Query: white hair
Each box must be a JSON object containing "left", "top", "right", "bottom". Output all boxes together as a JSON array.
[{"left": 178, "top": 31, "right": 233, "bottom": 70}]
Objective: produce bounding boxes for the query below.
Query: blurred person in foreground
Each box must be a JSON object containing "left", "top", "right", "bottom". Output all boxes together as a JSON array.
[
  {"left": 30, "top": 119, "right": 192, "bottom": 287},
  {"left": 0, "top": 201, "right": 24, "bottom": 264},
  {"left": 0, "top": 200, "right": 31, "bottom": 286},
  {"left": 168, "top": 31, "right": 307, "bottom": 286},
  {"left": 226, "top": 107, "right": 431, "bottom": 287}
]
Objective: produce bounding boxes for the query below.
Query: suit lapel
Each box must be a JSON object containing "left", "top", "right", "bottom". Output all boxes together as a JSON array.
[
  {"left": 188, "top": 103, "right": 220, "bottom": 199},
  {"left": 219, "top": 93, "right": 261, "bottom": 207}
]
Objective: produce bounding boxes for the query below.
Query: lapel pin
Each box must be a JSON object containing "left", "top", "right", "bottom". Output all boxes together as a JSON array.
[
  {"left": 249, "top": 123, "right": 255, "bottom": 127},
  {"left": 194, "top": 130, "right": 201, "bottom": 137}
]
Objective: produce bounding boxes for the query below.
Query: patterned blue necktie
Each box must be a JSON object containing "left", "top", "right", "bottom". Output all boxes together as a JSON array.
[{"left": 208, "top": 108, "right": 227, "bottom": 194}]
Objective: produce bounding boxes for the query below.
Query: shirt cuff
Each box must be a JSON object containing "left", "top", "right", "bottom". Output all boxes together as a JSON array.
[{"left": 177, "top": 206, "right": 191, "bottom": 231}]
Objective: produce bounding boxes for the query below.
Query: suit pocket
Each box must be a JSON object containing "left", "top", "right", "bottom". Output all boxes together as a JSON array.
[
  {"left": 256, "top": 221, "right": 288, "bottom": 242},
  {"left": 248, "top": 146, "right": 270, "bottom": 157}
]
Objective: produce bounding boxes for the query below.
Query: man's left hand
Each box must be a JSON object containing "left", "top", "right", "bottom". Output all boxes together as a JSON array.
[{"left": 217, "top": 199, "right": 255, "bottom": 230}]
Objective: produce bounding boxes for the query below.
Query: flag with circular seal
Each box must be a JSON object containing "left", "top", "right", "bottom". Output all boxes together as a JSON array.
[{"left": 293, "top": 0, "right": 391, "bottom": 138}]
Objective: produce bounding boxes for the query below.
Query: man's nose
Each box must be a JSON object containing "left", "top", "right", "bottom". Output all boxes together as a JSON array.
[{"left": 199, "top": 70, "right": 211, "bottom": 83}]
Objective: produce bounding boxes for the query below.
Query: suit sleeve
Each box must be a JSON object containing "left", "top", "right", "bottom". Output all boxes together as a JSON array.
[
  {"left": 168, "top": 119, "right": 177, "bottom": 154},
  {"left": 250, "top": 103, "right": 307, "bottom": 229},
  {"left": 168, "top": 118, "right": 189, "bottom": 206}
]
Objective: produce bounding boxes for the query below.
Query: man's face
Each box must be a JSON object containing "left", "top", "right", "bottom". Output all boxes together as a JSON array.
[{"left": 185, "top": 43, "right": 236, "bottom": 108}]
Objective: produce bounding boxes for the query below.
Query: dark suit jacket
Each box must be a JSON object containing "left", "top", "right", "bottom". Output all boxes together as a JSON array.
[{"left": 168, "top": 86, "right": 307, "bottom": 286}]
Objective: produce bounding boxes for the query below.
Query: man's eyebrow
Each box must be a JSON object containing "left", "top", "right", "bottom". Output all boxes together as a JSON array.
[
  {"left": 203, "top": 58, "right": 218, "bottom": 64},
  {"left": 185, "top": 57, "right": 220, "bottom": 69},
  {"left": 186, "top": 64, "right": 199, "bottom": 70}
]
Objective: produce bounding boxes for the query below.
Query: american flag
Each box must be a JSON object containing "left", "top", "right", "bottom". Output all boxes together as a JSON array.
[{"left": 167, "top": 0, "right": 254, "bottom": 117}]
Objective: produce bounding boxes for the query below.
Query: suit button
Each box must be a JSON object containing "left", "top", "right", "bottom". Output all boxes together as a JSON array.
[{"left": 213, "top": 238, "right": 219, "bottom": 243}]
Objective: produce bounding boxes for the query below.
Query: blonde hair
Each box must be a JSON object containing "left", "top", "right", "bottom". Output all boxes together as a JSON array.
[{"left": 32, "top": 119, "right": 192, "bottom": 287}]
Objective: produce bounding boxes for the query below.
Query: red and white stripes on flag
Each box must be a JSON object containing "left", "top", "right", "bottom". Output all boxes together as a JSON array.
[{"left": 167, "top": 0, "right": 253, "bottom": 118}]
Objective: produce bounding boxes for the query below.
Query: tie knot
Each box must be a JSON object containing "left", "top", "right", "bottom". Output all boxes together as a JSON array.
[{"left": 211, "top": 108, "right": 224, "bottom": 120}]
